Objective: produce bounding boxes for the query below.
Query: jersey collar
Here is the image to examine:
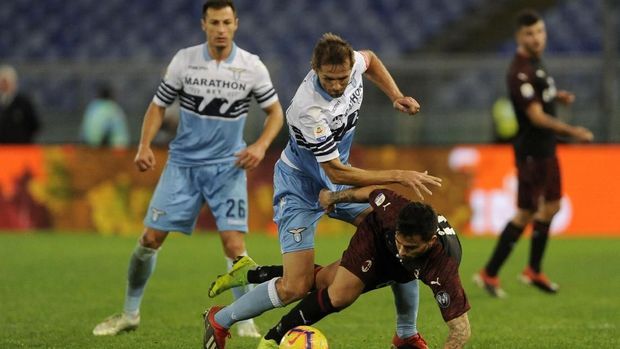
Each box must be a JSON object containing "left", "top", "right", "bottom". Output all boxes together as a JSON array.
[
  {"left": 313, "top": 74, "right": 334, "bottom": 101},
  {"left": 203, "top": 42, "right": 238, "bottom": 63}
]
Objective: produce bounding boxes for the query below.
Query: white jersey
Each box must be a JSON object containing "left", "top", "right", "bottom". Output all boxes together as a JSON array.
[
  {"left": 153, "top": 43, "right": 278, "bottom": 165},
  {"left": 281, "top": 51, "right": 369, "bottom": 188}
]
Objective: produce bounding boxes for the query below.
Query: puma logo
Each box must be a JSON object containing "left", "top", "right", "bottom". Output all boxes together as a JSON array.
[{"left": 431, "top": 277, "right": 441, "bottom": 286}]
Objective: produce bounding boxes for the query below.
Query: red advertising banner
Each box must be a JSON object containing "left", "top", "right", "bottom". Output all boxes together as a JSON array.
[
  {"left": 0, "top": 145, "right": 618, "bottom": 236},
  {"left": 449, "top": 145, "right": 620, "bottom": 236}
]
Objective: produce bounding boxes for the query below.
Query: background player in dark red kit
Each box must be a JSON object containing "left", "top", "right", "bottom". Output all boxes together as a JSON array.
[
  {"left": 245, "top": 186, "right": 471, "bottom": 349},
  {"left": 474, "top": 9, "right": 593, "bottom": 298}
]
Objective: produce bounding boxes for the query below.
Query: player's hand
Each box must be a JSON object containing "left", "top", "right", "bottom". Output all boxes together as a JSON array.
[
  {"left": 318, "top": 189, "right": 335, "bottom": 213},
  {"left": 393, "top": 96, "right": 421, "bottom": 115},
  {"left": 572, "top": 126, "right": 594, "bottom": 143},
  {"left": 134, "top": 145, "right": 156, "bottom": 172},
  {"left": 235, "top": 143, "right": 266, "bottom": 170},
  {"left": 399, "top": 170, "right": 442, "bottom": 200},
  {"left": 556, "top": 90, "right": 575, "bottom": 105}
]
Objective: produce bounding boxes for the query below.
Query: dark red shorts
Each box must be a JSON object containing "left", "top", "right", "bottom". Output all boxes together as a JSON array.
[
  {"left": 516, "top": 156, "right": 562, "bottom": 211},
  {"left": 340, "top": 223, "right": 411, "bottom": 292}
]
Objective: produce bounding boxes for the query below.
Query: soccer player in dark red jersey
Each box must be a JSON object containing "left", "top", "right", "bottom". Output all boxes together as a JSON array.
[
  {"left": 474, "top": 9, "right": 593, "bottom": 298},
  {"left": 216, "top": 186, "right": 471, "bottom": 349}
]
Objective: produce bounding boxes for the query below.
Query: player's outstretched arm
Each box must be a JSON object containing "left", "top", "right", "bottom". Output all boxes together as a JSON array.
[
  {"left": 525, "top": 102, "right": 593, "bottom": 142},
  {"left": 235, "top": 101, "right": 284, "bottom": 170},
  {"left": 320, "top": 159, "right": 441, "bottom": 200},
  {"left": 134, "top": 102, "right": 166, "bottom": 172},
  {"left": 444, "top": 312, "right": 471, "bottom": 349},
  {"left": 318, "top": 186, "right": 379, "bottom": 211},
  {"left": 361, "top": 50, "right": 420, "bottom": 115}
]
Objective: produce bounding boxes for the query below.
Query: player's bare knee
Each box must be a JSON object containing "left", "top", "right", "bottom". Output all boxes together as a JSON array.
[
  {"left": 222, "top": 240, "right": 245, "bottom": 258},
  {"left": 278, "top": 277, "right": 313, "bottom": 303},
  {"left": 139, "top": 229, "right": 166, "bottom": 249},
  {"left": 328, "top": 290, "right": 355, "bottom": 309},
  {"left": 513, "top": 210, "right": 534, "bottom": 226}
]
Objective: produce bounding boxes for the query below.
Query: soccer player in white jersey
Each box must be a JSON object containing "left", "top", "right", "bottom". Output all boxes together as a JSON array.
[
  {"left": 92, "top": 0, "right": 283, "bottom": 338},
  {"left": 204, "top": 33, "right": 441, "bottom": 349}
]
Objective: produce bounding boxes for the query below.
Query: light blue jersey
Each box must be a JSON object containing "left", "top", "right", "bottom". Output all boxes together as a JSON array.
[
  {"left": 145, "top": 42, "right": 278, "bottom": 234},
  {"left": 153, "top": 43, "right": 278, "bottom": 166},
  {"left": 275, "top": 51, "right": 370, "bottom": 252}
]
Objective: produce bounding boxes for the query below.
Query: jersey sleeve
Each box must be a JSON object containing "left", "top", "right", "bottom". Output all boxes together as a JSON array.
[
  {"left": 508, "top": 68, "right": 541, "bottom": 111},
  {"left": 295, "top": 108, "right": 340, "bottom": 162},
  {"left": 354, "top": 51, "right": 370, "bottom": 73},
  {"left": 251, "top": 59, "right": 279, "bottom": 108},
  {"left": 153, "top": 49, "right": 185, "bottom": 107},
  {"left": 424, "top": 252, "right": 471, "bottom": 322},
  {"left": 368, "top": 189, "right": 411, "bottom": 231}
]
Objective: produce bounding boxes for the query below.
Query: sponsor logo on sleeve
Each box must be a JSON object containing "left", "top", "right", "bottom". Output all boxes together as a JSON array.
[
  {"left": 374, "top": 193, "right": 386, "bottom": 206},
  {"left": 436, "top": 291, "right": 451, "bottom": 308},
  {"left": 314, "top": 125, "right": 328, "bottom": 142},
  {"left": 520, "top": 83, "right": 535, "bottom": 99},
  {"left": 361, "top": 259, "right": 373, "bottom": 273}
]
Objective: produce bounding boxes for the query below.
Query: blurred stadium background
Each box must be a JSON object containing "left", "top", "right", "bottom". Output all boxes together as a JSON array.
[
  {"left": 2, "top": 0, "right": 618, "bottom": 144},
  {"left": 2, "top": 1, "right": 620, "bottom": 348}
]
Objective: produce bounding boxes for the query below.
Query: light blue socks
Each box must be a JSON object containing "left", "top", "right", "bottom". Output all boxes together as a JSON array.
[
  {"left": 123, "top": 244, "right": 158, "bottom": 316},
  {"left": 392, "top": 279, "right": 420, "bottom": 338},
  {"left": 215, "top": 277, "right": 283, "bottom": 329}
]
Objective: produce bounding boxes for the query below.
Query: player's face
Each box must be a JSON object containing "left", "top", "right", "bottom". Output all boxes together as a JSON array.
[
  {"left": 517, "top": 20, "right": 547, "bottom": 58},
  {"left": 316, "top": 61, "right": 352, "bottom": 98},
  {"left": 395, "top": 232, "right": 436, "bottom": 259},
  {"left": 202, "top": 6, "right": 238, "bottom": 51}
]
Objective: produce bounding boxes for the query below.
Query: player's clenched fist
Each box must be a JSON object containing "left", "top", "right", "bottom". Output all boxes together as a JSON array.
[
  {"left": 393, "top": 96, "right": 421, "bottom": 115},
  {"left": 134, "top": 146, "right": 156, "bottom": 171}
]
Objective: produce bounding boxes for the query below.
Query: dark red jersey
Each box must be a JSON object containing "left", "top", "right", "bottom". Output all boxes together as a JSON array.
[
  {"left": 507, "top": 52, "right": 558, "bottom": 160},
  {"left": 340, "top": 189, "right": 470, "bottom": 322}
]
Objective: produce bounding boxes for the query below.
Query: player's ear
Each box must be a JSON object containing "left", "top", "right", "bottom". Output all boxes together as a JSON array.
[{"left": 429, "top": 235, "right": 438, "bottom": 246}]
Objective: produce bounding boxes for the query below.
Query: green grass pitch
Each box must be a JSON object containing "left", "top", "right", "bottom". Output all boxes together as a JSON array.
[{"left": 1, "top": 232, "right": 619, "bottom": 348}]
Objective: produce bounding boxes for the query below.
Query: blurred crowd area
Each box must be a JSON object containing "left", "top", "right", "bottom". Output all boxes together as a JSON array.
[{"left": 1, "top": 0, "right": 618, "bottom": 145}]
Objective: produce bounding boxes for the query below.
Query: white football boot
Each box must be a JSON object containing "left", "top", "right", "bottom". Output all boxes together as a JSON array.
[
  {"left": 236, "top": 319, "right": 261, "bottom": 338},
  {"left": 92, "top": 313, "right": 140, "bottom": 336}
]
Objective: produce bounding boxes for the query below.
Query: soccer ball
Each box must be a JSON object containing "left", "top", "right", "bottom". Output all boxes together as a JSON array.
[{"left": 280, "top": 326, "right": 329, "bottom": 349}]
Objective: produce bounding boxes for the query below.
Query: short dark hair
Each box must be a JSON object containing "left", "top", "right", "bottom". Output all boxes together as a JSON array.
[
  {"left": 202, "top": 0, "right": 236, "bottom": 18},
  {"left": 396, "top": 202, "right": 438, "bottom": 241},
  {"left": 311, "top": 33, "right": 354, "bottom": 70},
  {"left": 515, "top": 9, "right": 542, "bottom": 29}
]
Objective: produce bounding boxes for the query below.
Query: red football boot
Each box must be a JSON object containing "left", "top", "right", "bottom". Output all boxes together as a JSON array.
[
  {"left": 203, "top": 306, "right": 231, "bottom": 349},
  {"left": 391, "top": 332, "right": 429, "bottom": 349}
]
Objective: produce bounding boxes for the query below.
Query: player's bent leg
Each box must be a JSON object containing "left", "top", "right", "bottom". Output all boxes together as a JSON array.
[
  {"left": 314, "top": 260, "right": 341, "bottom": 289},
  {"left": 326, "top": 266, "right": 364, "bottom": 308},
  {"left": 276, "top": 249, "right": 316, "bottom": 304}
]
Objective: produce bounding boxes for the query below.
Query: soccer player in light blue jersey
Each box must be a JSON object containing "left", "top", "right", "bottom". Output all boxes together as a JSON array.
[
  {"left": 204, "top": 33, "right": 441, "bottom": 349},
  {"left": 93, "top": 0, "right": 284, "bottom": 338}
]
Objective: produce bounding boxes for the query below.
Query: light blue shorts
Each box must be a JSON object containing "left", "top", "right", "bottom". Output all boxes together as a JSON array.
[
  {"left": 272, "top": 160, "right": 369, "bottom": 253},
  {"left": 144, "top": 161, "right": 248, "bottom": 234}
]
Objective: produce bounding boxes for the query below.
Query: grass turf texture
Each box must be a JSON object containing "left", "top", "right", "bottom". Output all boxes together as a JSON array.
[{"left": 1, "top": 232, "right": 618, "bottom": 348}]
